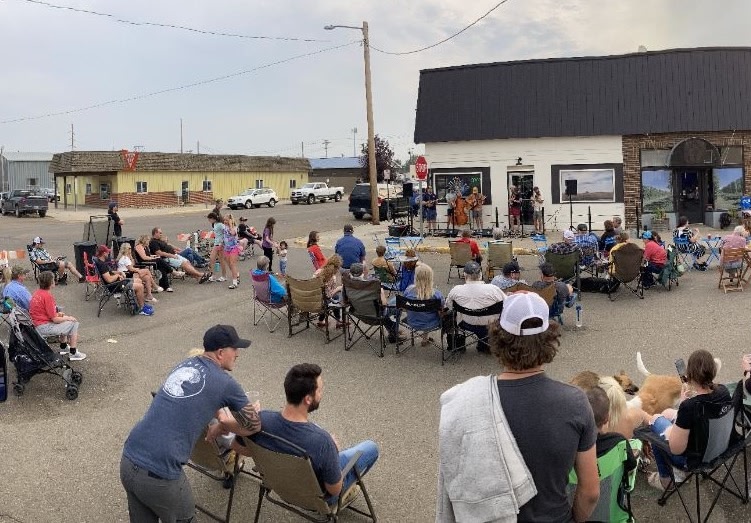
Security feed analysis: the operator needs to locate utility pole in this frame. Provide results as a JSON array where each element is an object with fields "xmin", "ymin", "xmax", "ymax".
[
  {"xmin": 180, "ymin": 118, "xmax": 184, "ymax": 153},
  {"xmin": 362, "ymin": 21, "xmax": 378, "ymax": 225},
  {"xmin": 351, "ymin": 127, "xmax": 357, "ymax": 157},
  {"xmin": 301, "ymin": 141, "xmax": 305, "ymax": 158},
  {"xmin": 323, "ymin": 139, "xmax": 331, "ymax": 158},
  {"xmin": 196, "ymin": 141, "xmax": 200, "ymax": 155},
  {"xmin": 70, "ymin": 123, "xmax": 75, "ymax": 151}
]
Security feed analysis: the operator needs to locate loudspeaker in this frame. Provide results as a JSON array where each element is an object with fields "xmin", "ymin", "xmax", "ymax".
[
  {"xmin": 403, "ymin": 182, "xmax": 414, "ymax": 198},
  {"xmin": 564, "ymin": 179, "xmax": 578, "ymax": 196}
]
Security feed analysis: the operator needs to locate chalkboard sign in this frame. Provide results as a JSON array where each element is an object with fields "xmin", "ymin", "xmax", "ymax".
[{"xmin": 434, "ymin": 172, "xmax": 483, "ymax": 203}]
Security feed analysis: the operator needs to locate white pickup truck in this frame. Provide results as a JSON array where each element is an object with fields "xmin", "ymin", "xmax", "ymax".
[{"xmin": 290, "ymin": 182, "xmax": 344, "ymax": 205}]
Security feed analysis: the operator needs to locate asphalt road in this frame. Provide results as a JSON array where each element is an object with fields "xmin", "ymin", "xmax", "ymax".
[{"xmin": 1, "ymin": 203, "xmax": 750, "ymax": 523}]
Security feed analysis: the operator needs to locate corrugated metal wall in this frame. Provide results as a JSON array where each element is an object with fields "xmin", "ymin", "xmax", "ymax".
[{"xmin": 4, "ymin": 161, "xmax": 52, "ymax": 191}]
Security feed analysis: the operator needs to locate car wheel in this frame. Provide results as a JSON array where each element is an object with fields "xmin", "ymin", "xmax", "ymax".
[
  {"xmin": 268, "ymin": 199, "xmax": 276, "ymax": 208},
  {"xmin": 307, "ymin": 194, "xmax": 315, "ymax": 205},
  {"xmin": 334, "ymin": 192, "xmax": 342, "ymax": 202},
  {"xmin": 15, "ymin": 207, "xmax": 21, "ymax": 218},
  {"xmin": 353, "ymin": 213, "xmax": 364, "ymax": 220},
  {"xmin": 244, "ymin": 200, "xmax": 253, "ymax": 209},
  {"xmin": 292, "ymin": 201, "xmax": 299, "ymax": 205},
  {"xmin": 39, "ymin": 210, "xmax": 46, "ymax": 218}
]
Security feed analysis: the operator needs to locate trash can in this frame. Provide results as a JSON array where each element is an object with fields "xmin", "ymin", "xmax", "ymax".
[
  {"xmin": 73, "ymin": 241, "xmax": 97, "ymax": 276},
  {"xmin": 388, "ymin": 224, "xmax": 408, "ymax": 237},
  {"xmin": 114, "ymin": 237, "xmax": 135, "ymax": 256}
]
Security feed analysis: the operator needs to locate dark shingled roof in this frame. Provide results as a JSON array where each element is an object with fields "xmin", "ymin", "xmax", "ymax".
[
  {"xmin": 49, "ymin": 151, "xmax": 310, "ymax": 173},
  {"xmin": 414, "ymin": 47, "xmax": 751, "ymax": 143}
]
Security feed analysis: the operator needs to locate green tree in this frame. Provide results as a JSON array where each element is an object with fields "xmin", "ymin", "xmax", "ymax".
[{"xmin": 359, "ymin": 134, "xmax": 397, "ymax": 183}]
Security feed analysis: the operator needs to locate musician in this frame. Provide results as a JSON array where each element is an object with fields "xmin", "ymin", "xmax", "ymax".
[
  {"xmin": 467, "ymin": 186, "xmax": 485, "ymax": 230},
  {"xmin": 422, "ymin": 186, "xmax": 438, "ymax": 233},
  {"xmin": 532, "ymin": 186, "xmax": 544, "ymax": 233},
  {"xmin": 446, "ymin": 188, "xmax": 458, "ymax": 230},
  {"xmin": 509, "ymin": 185, "xmax": 522, "ymax": 235}
]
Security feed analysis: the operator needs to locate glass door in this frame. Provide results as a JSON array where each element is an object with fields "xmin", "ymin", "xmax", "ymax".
[
  {"xmin": 674, "ymin": 170, "xmax": 704, "ymax": 223},
  {"xmin": 508, "ymin": 172, "xmax": 535, "ymax": 225}
]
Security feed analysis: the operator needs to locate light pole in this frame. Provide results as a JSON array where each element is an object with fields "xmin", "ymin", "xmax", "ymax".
[{"xmin": 325, "ymin": 21, "xmax": 379, "ymax": 225}]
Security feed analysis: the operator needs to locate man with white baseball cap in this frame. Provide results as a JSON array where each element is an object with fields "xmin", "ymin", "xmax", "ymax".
[
  {"xmin": 29, "ymin": 236, "xmax": 84, "ymax": 284},
  {"xmin": 437, "ymin": 292, "xmax": 599, "ymax": 522}
]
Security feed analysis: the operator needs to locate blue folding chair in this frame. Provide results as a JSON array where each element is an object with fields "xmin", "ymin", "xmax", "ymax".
[
  {"xmin": 672, "ymin": 237, "xmax": 699, "ymax": 271},
  {"xmin": 384, "ymin": 237, "xmax": 403, "ymax": 260},
  {"xmin": 530, "ymin": 234, "xmax": 548, "ymax": 262}
]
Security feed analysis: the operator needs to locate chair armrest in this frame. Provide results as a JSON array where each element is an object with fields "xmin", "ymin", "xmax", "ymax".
[{"xmin": 340, "ymin": 450, "xmax": 363, "ymax": 477}]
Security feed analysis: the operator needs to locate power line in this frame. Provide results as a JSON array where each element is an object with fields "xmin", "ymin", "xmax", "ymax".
[
  {"xmin": 370, "ymin": 0, "xmax": 512, "ymax": 55},
  {"xmin": 14, "ymin": 0, "xmax": 330, "ymax": 43},
  {"xmin": 0, "ymin": 41, "xmax": 360, "ymax": 124}
]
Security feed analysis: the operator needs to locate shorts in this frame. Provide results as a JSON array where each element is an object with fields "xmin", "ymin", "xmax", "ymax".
[
  {"xmin": 167, "ymin": 255, "xmax": 187, "ymax": 269},
  {"xmin": 533, "ymin": 210, "xmax": 543, "ymax": 220},
  {"xmin": 224, "ymin": 246, "xmax": 241, "ymax": 256},
  {"xmin": 36, "ymin": 320, "xmax": 79, "ymax": 337},
  {"xmin": 447, "ymin": 208, "xmax": 454, "ymax": 215},
  {"xmin": 471, "ymin": 209, "xmax": 482, "ymax": 219},
  {"xmin": 509, "ymin": 207, "xmax": 521, "ymax": 217}
]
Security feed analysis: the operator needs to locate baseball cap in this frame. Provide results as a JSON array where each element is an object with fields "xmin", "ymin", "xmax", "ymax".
[
  {"xmin": 96, "ymin": 244, "xmax": 111, "ymax": 256},
  {"xmin": 502, "ymin": 261, "xmax": 521, "ymax": 275},
  {"xmin": 32, "ymin": 236, "xmax": 44, "ymax": 244},
  {"xmin": 239, "ymin": 216, "xmax": 248, "ymax": 222},
  {"xmin": 463, "ymin": 261, "xmax": 481, "ymax": 275},
  {"xmin": 563, "ymin": 230, "xmax": 575, "ymax": 241},
  {"xmin": 642, "ymin": 230, "xmax": 653, "ymax": 239},
  {"xmin": 108, "ymin": 201, "xmax": 118, "ymax": 210},
  {"xmin": 499, "ymin": 292, "xmax": 550, "ymax": 336},
  {"xmin": 203, "ymin": 325, "xmax": 251, "ymax": 352},
  {"xmin": 11, "ymin": 265, "xmax": 29, "ymax": 278}
]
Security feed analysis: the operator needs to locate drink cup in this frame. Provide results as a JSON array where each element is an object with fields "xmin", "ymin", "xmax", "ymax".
[{"xmin": 246, "ymin": 390, "xmax": 261, "ymax": 411}]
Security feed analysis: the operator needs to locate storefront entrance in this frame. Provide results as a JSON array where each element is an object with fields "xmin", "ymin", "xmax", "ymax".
[
  {"xmin": 508, "ymin": 171, "xmax": 535, "ymax": 226},
  {"xmin": 674, "ymin": 169, "xmax": 711, "ymax": 224}
]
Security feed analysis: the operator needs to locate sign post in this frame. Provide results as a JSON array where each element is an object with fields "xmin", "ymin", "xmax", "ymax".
[
  {"xmin": 415, "ymin": 156, "xmax": 428, "ymax": 237},
  {"xmin": 383, "ymin": 169, "xmax": 391, "ymax": 222}
]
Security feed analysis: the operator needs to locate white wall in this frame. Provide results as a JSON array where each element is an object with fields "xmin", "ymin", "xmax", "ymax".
[{"xmin": 424, "ymin": 136, "xmax": 624, "ymax": 232}]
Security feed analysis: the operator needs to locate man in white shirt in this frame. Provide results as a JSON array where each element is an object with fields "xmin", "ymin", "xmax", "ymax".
[{"xmin": 446, "ymin": 261, "xmax": 506, "ymax": 353}]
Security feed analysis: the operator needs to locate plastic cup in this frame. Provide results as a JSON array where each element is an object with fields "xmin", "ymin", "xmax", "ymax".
[{"xmin": 246, "ymin": 390, "xmax": 260, "ymax": 405}]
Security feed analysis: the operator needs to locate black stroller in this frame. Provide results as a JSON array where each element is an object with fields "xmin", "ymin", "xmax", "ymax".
[{"xmin": 1, "ymin": 302, "xmax": 82, "ymax": 400}]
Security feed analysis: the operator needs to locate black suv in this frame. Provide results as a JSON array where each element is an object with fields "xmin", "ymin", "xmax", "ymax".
[{"xmin": 348, "ymin": 183, "xmax": 410, "ymax": 220}]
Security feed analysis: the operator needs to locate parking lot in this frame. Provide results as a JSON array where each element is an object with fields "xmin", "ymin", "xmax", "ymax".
[{"xmin": 1, "ymin": 203, "xmax": 749, "ymax": 522}]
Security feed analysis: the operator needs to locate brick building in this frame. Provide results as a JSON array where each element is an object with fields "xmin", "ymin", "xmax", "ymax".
[{"xmin": 414, "ymin": 47, "xmax": 751, "ymax": 230}]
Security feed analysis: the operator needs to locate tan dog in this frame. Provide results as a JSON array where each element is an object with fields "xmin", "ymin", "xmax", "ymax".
[
  {"xmin": 627, "ymin": 352, "xmax": 722, "ymax": 415},
  {"xmin": 571, "ymin": 370, "xmax": 639, "ymax": 395}
]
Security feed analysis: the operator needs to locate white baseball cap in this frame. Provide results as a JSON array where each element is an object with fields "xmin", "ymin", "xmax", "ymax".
[
  {"xmin": 499, "ymin": 292, "xmax": 550, "ymax": 336},
  {"xmin": 33, "ymin": 236, "xmax": 44, "ymax": 244}
]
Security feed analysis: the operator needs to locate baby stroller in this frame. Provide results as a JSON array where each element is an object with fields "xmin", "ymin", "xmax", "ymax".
[{"xmin": 0, "ymin": 300, "xmax": 82, "ymax": 400}]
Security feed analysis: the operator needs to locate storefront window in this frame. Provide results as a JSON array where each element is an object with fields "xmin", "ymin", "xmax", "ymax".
[
  {"xmin": 641, "ymin": 170, "xmax": 673, "ymax": 213},
  {"xmin": 712, "ymin": 167, "xmax": 743, "ymax": 211}
]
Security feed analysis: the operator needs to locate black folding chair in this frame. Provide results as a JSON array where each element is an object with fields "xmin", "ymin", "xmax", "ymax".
[
  {"xmin": 342, "ymin": 276, "xmax": 389, "ymax": 358},
  {"xmin": 394, "ymin": 295, "xmax": 449, "ymax": 364},
  {"xmin": 450, "ymin": 300, "xmax": 504, "ymax": 354}
]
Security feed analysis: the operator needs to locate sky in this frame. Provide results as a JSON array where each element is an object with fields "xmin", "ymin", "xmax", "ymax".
[{"xmin": 2, "ymin": 0, "xmax": 751, "ymax": 162}]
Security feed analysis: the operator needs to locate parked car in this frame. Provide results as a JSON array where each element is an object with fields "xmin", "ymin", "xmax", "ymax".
[
  {"xmin": 0, "ymin": 190, "xmax": 49, "ymax": 217},
  {"xmin": 348, "ymin": 183, "xmax": 410, "ymax": 221},
  {"xmin": 227, "ymin": 188, "xmax": 278, "ymax": 209},
  {"xmin": 290, "ymin": 182, "xmax": 344, "ymax": 205},
  {"xmin": 39, "ymin": 188, "xmax": 60, "ymax": 202}
]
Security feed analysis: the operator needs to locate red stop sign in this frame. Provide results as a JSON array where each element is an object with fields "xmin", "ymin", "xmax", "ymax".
[{"xmin": 415, "ymin": 156, "xmax": 428, "ymax": 180}]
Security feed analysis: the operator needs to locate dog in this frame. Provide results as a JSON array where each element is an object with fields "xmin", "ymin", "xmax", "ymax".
[
  {"xmin": 570, "ymin": 370, "xmax": 639, "ymax": 395},
  {"xmin": 626, "ymin": 351, "xmax": 722, "ymax": 415}
]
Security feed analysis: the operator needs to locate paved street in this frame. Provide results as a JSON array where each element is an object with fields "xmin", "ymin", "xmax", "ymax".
[{"xmin": 1, "ymin": 204, "xmax": 749, "ymax": 523}]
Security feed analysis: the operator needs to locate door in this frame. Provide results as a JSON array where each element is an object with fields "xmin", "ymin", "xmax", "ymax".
[
  {"xmin": 508, "ymin": 172, "xmax": 535, "ymax": 225},
  {"xmin": 674, "ymin": 170, "xmax": 705, "ymax": 223},
  {"xmin": 181, "ymin": 181, "xmax": 189, "ymax": 204}
]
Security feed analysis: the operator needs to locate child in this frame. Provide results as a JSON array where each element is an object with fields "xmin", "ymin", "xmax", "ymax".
[{"xmin": 277, "ymin": 241, "xmax": 288, "ymax": 276}]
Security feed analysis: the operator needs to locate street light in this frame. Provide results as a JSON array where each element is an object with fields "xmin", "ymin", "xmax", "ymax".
[{"xmin": 325, "ymin": 21, "xmax": 380, "ymax": 225}]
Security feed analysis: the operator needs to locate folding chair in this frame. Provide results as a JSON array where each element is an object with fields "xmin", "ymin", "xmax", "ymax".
[
  {"xmin": 568, "ymin": 438, "xmax": 642, "ymax": 523},
  {"xmin": 245, "ymin": 432, "xmax": 377, "ymax": 523},
  {"xmin": 544, "ymin": 250, "xmax": 581, "ymax": 293},
  {"xmin": 507, "ymin": 282, "xmax": 561, "ymax": 323},
  {"xmin": 718, "ymin": 247, "xmax": 745, "ymax": 293},
  {"xmin": 27, "ymin": 244, "xmax": 61, "ymax": 284},
  {"xmin": 608, "ymin": 243, "xmax": 645, "ymax": 301},
  {"xmin": 91, "ymin": 261, "xmax": 137, "ymax": 317},
  {"xmin": 450, "ymin": 300, "xmax": 504, "ymax": 356},
  {"xmin": 530, "ymin": 233, "xmax": 548, "ymax": 262},
  {"xmin": 673, "ymin": 236, "xmax": 700, "ymax": 271},
  {"xmin": 447, "ymin": 241, "xmax": 473, "ymax": 283},
  {"xmin": 250, "ymin": 272, "xmax": 287, "ymax": 332},
  {"xmin": 372, "ymin": 265, "xmax": 398, "ymax": 296},
  {"xmin": 82, "ymin": 252, "xmax": 104, "ymax": 302},
  {"xmin": 342, "ymin": 275, "xmax": 388, "ymax": 357},
  {"xmin": 384, "ymin": 237, "xmax": 402, "ymax": 259},
  {"xmin": 636, "ymin": 392, "xmax": 749, "ymax": 523},
  {"xmin": 394, "ymin": 295, "xmax": 448, "ymax": 364},
  {"xmin": 657, "ymin": 244, "xmax": 682, "ymax": 290},
  {"xmin": 485, "ymin": 241, "xmax": 513, "ymax": 279},
  {"xmin": 285, "ymin": 276, "xmax": 343, "ymax": 343},
  {"xmin": 186, "ymin": 426, "xmax": 246, "ymax": 523}
]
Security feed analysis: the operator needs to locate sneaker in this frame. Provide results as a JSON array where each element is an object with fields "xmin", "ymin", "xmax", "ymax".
[
  {"xmin": 217, "ymin": 276, "xmax": 227, "ymax": 282},
  {"xmin": 647, "ymin": 471, "xmax": 673, "ymax": 491},
  {"xmin": 69, "ymin": 351, "xmax": 87, "ymax": 361},
  {"xmin": 78, "ymin": 276, "xmax": 86, "ymax": 283},
  {"xmin": 155, "ymin": 286, "xmax": 164, "ymax": 293},
  {"xmin": 228, "ymin": 283, "xmax": 238, "ymax": 289},
  {"xmin": 166, "ymin": 287, "xmax": 174, "ymax": 292},
  {"xmin": 59, "ymin": 349, "xmax": 70, "ymax": 356},
  {"xmin": 208, "ymin": 276, "xmax": 217, "ymax": 282},
  {"xmin": 199, "ymin": 272, "xmax": 211, "ymax": 284},
  {"xmin": 145, "ymin": 296, "xmax": 158, "ymax": 302},
  {"xmin": 139, "ymin": 308, "xmax": 154, "ymax": 316},
  {"xmin": 174, "ymin": 270, "xmax": 186, "ymax": 278}
]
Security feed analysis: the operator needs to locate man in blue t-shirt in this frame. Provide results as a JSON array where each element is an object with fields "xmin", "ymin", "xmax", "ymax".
[
  {"xmin": 2, "ymin": 265, "xmax": 33, "ymax": 310},
  {"xmin": 251, "ymin": 363, "xmax": 379, "ymax": 501},
  {"xmin": 334, "ymin": 224, "xmax": 366, "ymax": 270},
  {"xmin": 120, "ymin": 325, "xmax": 261, "ymax": 522}
]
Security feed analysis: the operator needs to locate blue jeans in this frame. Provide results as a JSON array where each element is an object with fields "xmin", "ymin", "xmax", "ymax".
[
  {"xmin": 652, "ymin": 416, "xmax": 687, "ymax": 478},
  {"xmin": 279, "ymin": 259, "xmax": 288, "ymax": 276},
  {"xmin": 458, "ymin": 321, "xmax": 489, "ymax": 352},
  {"xmin": 179, "ymin": 248, "xmax": 205, "ymax": 267},
  {"xmin": 329, "ymin": 440, "xmax": 379, "ymax": 502}
]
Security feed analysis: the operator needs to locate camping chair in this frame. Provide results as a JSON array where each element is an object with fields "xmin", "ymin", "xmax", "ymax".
[
  {"xmin": 507, "ymin": 282, "xmax": 561, "ymax": 323},
  {"xmin": 245, "ymin": 432, "xmax": 377, "ymax": 523},
  {"xmin": 447, "ymin": 241, "xmax": 473, "ymax": 283},
  {"xmin": 530, "ymin": 233, "xmax": 548, "ymax": 261},
  {"xmin": 673, "ymin": 236, "xmax": 700, "ymax": 271},
  {"xmin": 568, "ymin": 438, "xmax": 642, "ymax": 523},
  {"xmin": 186, "ymin": 426, "xmax": 247, "ymax": 523},
  {"xmin": 372, "ymin": 265, "xmax": 398, "ymax": 296},
  {"xmin": 285, "ymin": 276, "xmax": 343, "ymax": 343},
  {"xmin": 384, "ymin": 237, "xmax": 403, "ymax": 259},
  {"xmin": 485, "ymin": 241, "xmax": 513, "ymax": 279},
  {"xmin": 250, "ymin": 272, "xmax": 287, "ymax": 332},
  {"xmin": 82, "ymin": 252, "xmax": 104, "ymax": 302},
  {"xmin": 608, "ymin": 243, "xmax": 645, "ymax": 301},
  {"xmin": 450, "ymin": 299, "xmax": 504, "ymax": 356},
  {"xmin": 91, "ymin": 261, "xmax": 138, "ymax": 317},
  {"xmin": 657, "ymin": 244, "xmax": 682, "ymax": 290},
  {"xmin": 636, "ymin": 392, "xmax": 749, "ymax": 523},
  {"xmin": 26, "ymin": 244, "xmax": 61, "ymax": 284},
  {"xmin": 544, "ymin": 250, "xmax": 581, "ymax": 293},
  {"xmin": 718, "ymin": 247, "xmax": 746, "ymax": 293},
  {"xmin": 342, "ymin": 275, "xmax": 388, "ymax": 357},
  {"xmin": 394, "ymin": 295, "xmax": 448, "ymax": 364}
]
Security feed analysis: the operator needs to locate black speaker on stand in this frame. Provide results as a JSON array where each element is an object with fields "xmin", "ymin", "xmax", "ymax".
[{"xmin": 565, "ymin": 179, "xmax": 578, "ymax": 230}]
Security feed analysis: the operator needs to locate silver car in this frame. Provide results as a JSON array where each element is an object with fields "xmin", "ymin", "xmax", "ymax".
[{"xmin": 227, "ymin": 188, "xmax": 278, "ymax": 209}]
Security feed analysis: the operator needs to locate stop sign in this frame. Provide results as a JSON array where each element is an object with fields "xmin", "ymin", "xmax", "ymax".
[{"xmin": 415, "ymin": 156, "xmax": 428, "ymax": 180}]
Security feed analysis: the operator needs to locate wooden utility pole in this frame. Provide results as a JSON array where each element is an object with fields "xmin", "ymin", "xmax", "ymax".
[{"xmin": 362, "ymin": 21, "xmax": 379, "ymax": 225}]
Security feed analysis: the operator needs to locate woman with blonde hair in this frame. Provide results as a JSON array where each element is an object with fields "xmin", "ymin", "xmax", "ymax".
[
  {"xmin": 597, "ymin": 376, "xmax": 649, "ymax": 439},
  {"xmin": 117, "ymin": 242, "xmax": 159, "ymax": 301},
  {"xmin": 314, "ymin": 254, "xmax": 343, "ymax": 328},
  {"xmin": 135, "ymin": 234, "xmax": 172, "ymax": 292},
  {"xmin": 403, "ymin": 262, "xmax": 444, "ymax": 344},
  {"xmin": 222, "ymin": 213, "xmax": 241, "ymax": 289}
]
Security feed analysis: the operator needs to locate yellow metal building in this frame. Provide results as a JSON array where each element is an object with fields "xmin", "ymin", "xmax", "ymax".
[{"xmin": 49, "ymin": 151, "xmax": 310, "ymax": 208}]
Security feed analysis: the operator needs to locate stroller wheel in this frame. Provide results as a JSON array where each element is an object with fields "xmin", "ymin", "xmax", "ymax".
[
  {"xmin": 65, "ymin": 385, "xmax": 79, "ymax": 400},
  {"xmin": 13, "ymin": 383, "xmax": 25, "ymax": 396},
  {"xmin": 222, "ymin": 473, "xmax": 235, "ymax": 489},
  {"xmin": 71, "ymin": 371, "xmax": 83, "ymax": 385}
]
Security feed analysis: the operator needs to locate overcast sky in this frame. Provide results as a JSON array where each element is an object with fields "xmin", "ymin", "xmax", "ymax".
[{"xmin": 1, "ymin": 0, "xmax": 750, "ymax": 161}]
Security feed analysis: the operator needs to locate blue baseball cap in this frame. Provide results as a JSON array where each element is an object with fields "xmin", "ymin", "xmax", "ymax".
[{"xmin": 642, "ymin": 231, "xmax": 653, "ymax": 239}]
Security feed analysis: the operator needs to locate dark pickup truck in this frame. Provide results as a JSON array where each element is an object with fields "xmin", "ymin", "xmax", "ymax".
[
  {"xmin": 348, "ymin": 183, "xmax": 410, "ymax": 221},
  {"xmin": 0, "ymin": 190, "xmax": 49, "ymax": 217}
]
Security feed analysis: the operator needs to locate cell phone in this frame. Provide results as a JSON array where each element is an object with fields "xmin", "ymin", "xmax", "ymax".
[{"xmin": 675, "ymin": 358, "xmax": 687, "ymax": 382}]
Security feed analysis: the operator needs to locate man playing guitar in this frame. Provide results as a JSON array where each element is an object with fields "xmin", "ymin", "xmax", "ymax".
[{"xmin": 467, "ymin": 186, "xmax": 486, "ymax": 230}]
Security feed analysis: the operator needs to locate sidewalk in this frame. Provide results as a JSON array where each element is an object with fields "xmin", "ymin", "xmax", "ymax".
[{"xmin": 46, "ymin": 203, "xmax": 215, "ymax": 223}]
